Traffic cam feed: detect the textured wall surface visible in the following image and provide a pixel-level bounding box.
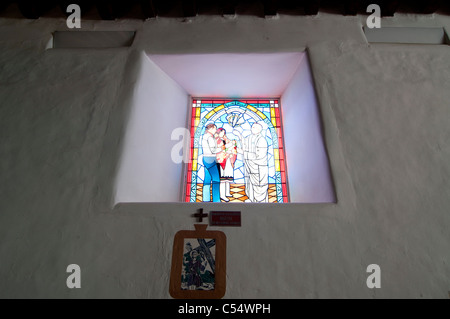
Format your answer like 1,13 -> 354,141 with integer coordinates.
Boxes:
0,13 -> 449,298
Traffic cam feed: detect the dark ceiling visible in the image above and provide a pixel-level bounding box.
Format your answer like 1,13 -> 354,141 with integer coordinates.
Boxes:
0,1 -> 449,20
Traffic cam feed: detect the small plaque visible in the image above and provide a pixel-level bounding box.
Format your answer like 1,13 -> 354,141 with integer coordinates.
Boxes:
210,211 -> 241,227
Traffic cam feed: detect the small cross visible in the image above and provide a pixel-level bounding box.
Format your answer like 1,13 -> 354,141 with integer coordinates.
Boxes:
193,209 -> 208,223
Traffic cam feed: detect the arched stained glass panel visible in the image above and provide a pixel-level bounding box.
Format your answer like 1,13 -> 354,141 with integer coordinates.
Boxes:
185,99 -> 289,203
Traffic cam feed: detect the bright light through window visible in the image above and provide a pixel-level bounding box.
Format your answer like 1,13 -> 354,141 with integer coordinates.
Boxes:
185,99 -> 289,203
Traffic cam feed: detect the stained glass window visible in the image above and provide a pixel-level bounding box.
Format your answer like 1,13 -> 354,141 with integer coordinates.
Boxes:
185,99 -> 289,203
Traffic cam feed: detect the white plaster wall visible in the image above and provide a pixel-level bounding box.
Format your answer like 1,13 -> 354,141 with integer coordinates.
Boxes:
114,53 -> 188,203
0,13 -> 449,298
148,52 -> 303,97
282,53 -> 336,202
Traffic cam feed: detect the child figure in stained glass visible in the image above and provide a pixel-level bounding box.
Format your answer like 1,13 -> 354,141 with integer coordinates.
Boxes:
215,128 -> 237,202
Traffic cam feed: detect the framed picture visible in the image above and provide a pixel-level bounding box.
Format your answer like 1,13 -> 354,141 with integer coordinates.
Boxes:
169,224 -> 226,299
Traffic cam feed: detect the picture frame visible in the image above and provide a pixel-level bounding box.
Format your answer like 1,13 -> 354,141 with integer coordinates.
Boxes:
169,224 -> 226,299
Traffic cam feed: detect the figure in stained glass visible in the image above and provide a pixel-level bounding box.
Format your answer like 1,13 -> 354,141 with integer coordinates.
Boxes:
201,123 -> 221,202
215,128 -> 237,202
234,123 -> 269,202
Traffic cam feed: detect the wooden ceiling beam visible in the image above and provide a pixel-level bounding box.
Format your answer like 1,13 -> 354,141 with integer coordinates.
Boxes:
381,0 -> 399,17
220,0 -> 237,15
182,0 -> 198,17
343,0 -> 359,15
304,0 -> 320,15
263,0 -> 278,16
17,0 -> 55,19
416,0 -> 441,14
4,1 -> 450,20
140,0 -> 157,18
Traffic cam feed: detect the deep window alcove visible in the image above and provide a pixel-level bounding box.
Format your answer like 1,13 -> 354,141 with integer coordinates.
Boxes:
113,51 -> 336,205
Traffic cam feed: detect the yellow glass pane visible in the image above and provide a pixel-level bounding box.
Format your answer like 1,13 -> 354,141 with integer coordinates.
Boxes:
256,110 -> 266,119
275,160 -> 280,172
192,159 -> 197,171
196,107 -> 201,117
205,110 -> 215,119
193,148 -> 198,160
215,104 -> 225,112
247,105 -> 258,113
271,118 -> 277,127
270,108 -> 276,118
273,149 -> 279,161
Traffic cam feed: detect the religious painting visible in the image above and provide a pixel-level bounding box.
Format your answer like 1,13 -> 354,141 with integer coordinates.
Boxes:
185,99 -> 289,203
170,224 -> 226,299
181,238 -> 215,291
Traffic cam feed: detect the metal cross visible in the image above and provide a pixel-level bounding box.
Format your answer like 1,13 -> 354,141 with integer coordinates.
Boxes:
193,209 -> 208,223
